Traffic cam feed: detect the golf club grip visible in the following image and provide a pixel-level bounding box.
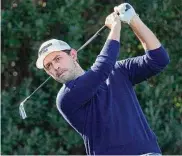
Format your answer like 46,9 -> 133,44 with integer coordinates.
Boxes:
77,25 -> 107,52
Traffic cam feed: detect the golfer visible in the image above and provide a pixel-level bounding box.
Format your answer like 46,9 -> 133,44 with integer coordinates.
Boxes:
36,3 -> 169,155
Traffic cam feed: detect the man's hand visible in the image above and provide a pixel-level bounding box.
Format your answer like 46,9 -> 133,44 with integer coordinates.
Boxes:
114,3 -> 137,25
105,12 -> 121,42
105,12 -> 121,30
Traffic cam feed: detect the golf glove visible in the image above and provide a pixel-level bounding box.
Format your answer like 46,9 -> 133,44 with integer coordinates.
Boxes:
114,3 -> 137,25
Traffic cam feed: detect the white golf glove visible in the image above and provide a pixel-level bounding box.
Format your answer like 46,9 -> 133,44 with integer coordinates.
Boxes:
114,3 -> 137,25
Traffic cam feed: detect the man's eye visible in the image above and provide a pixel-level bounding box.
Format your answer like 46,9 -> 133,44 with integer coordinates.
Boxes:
56,57 -> 61,61
46,64 -> 51,69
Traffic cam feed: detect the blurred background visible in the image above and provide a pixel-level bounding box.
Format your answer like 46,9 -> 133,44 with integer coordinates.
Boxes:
1,0 -> 182,154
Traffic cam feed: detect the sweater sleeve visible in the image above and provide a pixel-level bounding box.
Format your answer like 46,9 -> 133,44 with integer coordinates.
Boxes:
57,39 -> 120,113
117,46 -> 170,85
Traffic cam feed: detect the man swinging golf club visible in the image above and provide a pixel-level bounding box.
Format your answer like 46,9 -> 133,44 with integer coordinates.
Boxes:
36,3 -> 169,155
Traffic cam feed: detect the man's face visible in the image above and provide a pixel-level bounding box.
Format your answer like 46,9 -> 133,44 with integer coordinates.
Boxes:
43,50 -> 77,83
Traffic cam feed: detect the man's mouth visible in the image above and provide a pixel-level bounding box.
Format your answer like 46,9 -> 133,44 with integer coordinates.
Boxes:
56,69 -> 67,77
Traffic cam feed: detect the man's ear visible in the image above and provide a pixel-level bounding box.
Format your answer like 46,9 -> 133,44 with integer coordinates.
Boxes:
70,49 -> 78,61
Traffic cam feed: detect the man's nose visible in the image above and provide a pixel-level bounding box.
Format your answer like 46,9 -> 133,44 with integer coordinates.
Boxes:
52,63 -> 60,71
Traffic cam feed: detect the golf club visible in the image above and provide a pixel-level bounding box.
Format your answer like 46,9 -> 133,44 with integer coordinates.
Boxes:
19,25 -> 107,119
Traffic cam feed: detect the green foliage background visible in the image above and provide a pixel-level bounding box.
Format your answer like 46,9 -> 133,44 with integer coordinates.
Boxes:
1,0 -> 182,154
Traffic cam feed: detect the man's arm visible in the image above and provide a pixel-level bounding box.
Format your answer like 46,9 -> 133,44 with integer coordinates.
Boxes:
130,15 -> 161,51
117,46 -> 170,85
114,3 -> 170,85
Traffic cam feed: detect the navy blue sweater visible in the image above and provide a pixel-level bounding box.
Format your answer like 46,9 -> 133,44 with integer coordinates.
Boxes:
56,40 -> 170,155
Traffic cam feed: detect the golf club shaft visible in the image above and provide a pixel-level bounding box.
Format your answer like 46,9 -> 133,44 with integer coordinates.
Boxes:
77,25 -> 107,52
25,76 -> 51,101
32,25 -> 106,96
19,25 -> 107,113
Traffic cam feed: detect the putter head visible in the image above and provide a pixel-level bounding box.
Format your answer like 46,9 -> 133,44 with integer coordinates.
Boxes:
19,100 -> 27,119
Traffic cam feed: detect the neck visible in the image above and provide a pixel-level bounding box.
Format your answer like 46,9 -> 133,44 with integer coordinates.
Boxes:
74,64 -> 84,79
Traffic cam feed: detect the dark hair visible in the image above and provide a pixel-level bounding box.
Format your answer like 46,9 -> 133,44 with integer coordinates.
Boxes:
62,49 -> 71,55
62,49 -> 79,63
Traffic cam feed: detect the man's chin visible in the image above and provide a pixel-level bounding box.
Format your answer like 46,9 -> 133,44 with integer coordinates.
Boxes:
55,76 -> 72,84
54,71 -> 75,84
55,78 -> 68,84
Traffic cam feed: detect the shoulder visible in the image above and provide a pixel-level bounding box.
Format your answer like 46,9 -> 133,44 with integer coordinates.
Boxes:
56,81 -> 75,111
114,61 -> 130,79
114,60 -> 127,72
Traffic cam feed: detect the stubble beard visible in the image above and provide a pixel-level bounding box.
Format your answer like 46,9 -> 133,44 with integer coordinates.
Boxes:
56,61 -> 77,84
